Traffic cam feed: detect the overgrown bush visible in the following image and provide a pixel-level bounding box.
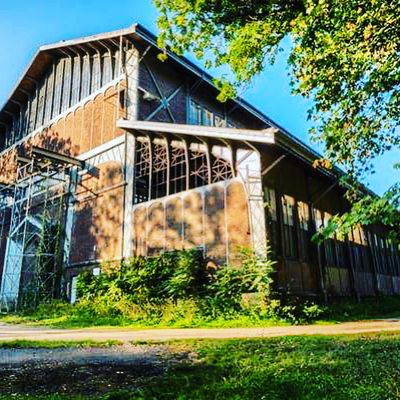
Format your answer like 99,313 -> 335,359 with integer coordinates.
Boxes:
77,249 -> 206,304
204,246 -> 276,315
71,246 -> 323,325
266,293 -> 327,324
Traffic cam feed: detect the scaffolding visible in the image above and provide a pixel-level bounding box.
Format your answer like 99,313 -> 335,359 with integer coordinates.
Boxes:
0,146 -> 83,311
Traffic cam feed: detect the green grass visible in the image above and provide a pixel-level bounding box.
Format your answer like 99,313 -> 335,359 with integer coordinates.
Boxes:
0,311 -> 126,328
2,295 -> 400,329
142,333 -> 400,400
0,339 -> 122,348
0,396 -> 86,400
323,295 -> 400,322
0,302 -> 290,329
0,310 -> 289,329
2,332 -> 400,399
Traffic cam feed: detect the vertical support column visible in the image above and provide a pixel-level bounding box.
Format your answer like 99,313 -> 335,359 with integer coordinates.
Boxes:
87,53 -> 93,99
147,136 -> 154,201
65,55 -> 73,110
122,44 -> 139,259
62,168 -> 79,267
365,229 -> 379,296
205,142 -> 212,185
32,84 -> 39,131
45,62 -> 56,124
40,75 -> 49,127
125,46 -> 139,120
163,136 -> 171,196
306,175 -> 326,300
310,206 -> 328,302
223,140 -> 236,178
346,230 -> 360,300
236,148 -> 267,257
182,138 -> 190,191
77,54 -> 83,103
122,133 -> 136,259
24,96 -> 32,137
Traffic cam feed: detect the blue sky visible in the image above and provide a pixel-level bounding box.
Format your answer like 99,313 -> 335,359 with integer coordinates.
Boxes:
0,0 -> 397,195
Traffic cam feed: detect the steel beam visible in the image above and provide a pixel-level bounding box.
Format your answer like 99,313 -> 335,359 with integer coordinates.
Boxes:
118,120 -> 276,145
31,146 -> 85,168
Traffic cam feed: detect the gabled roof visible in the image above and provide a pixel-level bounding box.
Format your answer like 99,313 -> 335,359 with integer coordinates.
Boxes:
0,25 -> 138,128
0,23 -> 347,183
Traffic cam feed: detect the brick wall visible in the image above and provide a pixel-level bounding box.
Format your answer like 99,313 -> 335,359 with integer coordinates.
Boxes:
0,149 -> 17,184
69,159 -> 125,265
0,81 -> 126,180
132,179 -> 251,265
34,84 -> 125,156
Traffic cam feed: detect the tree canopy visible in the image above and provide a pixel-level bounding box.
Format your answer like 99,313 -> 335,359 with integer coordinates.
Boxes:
154,0 -> 400,240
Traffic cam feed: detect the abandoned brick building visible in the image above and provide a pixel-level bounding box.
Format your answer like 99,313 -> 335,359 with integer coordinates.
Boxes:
0,24 -> 399,309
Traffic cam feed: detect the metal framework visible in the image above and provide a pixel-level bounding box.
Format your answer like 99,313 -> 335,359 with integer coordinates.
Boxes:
132,133 -> 239,205
189,149 -> 209,188
0,147 -> 82,311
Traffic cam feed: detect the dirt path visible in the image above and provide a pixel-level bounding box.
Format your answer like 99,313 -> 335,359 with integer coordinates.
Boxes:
1,319 -> 400,342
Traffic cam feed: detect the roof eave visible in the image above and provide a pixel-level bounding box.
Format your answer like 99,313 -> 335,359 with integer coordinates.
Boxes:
117,119 -> 276,145
39,24 -> 138,53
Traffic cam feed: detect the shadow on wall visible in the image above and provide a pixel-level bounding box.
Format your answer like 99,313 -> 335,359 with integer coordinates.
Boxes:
0,150 -> 18,185
69,160 -> 124,265
0,128 -> 74,185
0,105 -> 83,186
33,127 -> 73,156
0,83 -> 126,286
133,180 -> 252,265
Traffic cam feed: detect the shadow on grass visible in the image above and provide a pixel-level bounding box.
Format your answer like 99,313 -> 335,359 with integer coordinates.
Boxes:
137,334 -> 400,400
2,334 -> 399,399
